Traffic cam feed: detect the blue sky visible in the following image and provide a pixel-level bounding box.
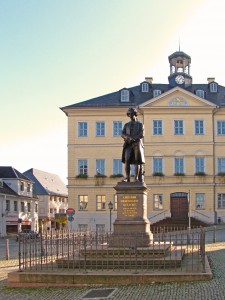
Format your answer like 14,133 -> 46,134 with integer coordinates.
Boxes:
1,0 -> 225,183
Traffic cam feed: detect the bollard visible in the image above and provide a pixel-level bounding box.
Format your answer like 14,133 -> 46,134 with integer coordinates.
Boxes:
6,239 -> 9,260
213,225 -> 216,243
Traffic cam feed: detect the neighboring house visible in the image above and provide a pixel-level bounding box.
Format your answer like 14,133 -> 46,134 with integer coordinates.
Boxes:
23,168 -> 68,231
61,49 -> 225,231
0,166 -> 38,236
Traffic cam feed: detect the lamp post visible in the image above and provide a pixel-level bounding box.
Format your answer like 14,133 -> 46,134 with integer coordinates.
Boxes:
108,201 -> 113,234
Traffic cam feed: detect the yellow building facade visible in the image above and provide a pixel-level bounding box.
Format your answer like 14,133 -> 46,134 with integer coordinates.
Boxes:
61,50 -> 225,231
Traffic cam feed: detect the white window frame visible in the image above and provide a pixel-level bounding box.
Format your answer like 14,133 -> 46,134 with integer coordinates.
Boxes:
153,120 -> 163,135
78,121 -> 88,137
195,120 -> 204,135
217,120 -> 225,135
96,159 -> 105,175
174,157 -> 185,174
196,89 -> 205,98
96,195 -> 106,210
121,90 -> 129,102
196,193 -> 205,210
153,194 -> 163,210
153,157 -> 163,174
210,82 -> 217,93
174,120 -> 184,135
153,89 -> 162,97
195,157 -> 205,174
78,195 -> 88,210
113,121 -> 123,136
78,159 -> 88,175
96,121 -> 105,137
113,159 -> 123,175
141,82 -> 149,92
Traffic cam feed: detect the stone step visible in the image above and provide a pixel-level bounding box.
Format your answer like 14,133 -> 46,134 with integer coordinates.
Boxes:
56,249 -> 185,269
80,244 -> 173,258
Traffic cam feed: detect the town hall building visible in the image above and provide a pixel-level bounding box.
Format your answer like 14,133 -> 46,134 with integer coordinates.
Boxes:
61,50 -> 225,232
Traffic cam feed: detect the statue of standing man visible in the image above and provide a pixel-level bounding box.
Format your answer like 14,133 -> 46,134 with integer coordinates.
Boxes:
121,107 -> 145,182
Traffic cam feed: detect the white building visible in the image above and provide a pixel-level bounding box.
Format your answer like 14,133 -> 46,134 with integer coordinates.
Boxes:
0,166 -> 38,236
23,168 -> 68,231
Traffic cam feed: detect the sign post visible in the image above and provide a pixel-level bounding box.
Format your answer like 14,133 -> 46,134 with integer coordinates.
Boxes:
66,208 -> 75,230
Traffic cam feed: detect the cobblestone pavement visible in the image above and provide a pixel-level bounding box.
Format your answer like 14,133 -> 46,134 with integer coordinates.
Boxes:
0,239 -> 225,299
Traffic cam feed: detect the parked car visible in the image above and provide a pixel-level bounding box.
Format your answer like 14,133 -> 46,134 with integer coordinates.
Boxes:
16,229 -> 39,241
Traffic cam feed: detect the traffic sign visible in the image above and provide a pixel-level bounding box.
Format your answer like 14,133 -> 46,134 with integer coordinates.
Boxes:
66,208 -> 75,216
68,216 -> 74,222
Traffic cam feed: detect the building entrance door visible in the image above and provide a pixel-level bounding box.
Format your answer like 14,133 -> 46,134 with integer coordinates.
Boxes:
170,192 -> 188,219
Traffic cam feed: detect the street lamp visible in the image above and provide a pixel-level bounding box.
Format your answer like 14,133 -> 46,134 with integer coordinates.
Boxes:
108,201 -> 113,234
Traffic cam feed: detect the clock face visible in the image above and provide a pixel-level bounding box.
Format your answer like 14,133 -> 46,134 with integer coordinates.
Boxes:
175,75 -> 185,84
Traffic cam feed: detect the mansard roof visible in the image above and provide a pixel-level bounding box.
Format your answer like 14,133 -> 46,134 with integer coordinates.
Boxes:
61,82 -> 225,110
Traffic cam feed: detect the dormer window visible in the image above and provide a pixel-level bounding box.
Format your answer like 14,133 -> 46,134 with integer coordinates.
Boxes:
209,82 -> 218,93
153,89 -> 162,97
141,82 -> 149,92
120,89 -> 129,102
196,89 -> 205,99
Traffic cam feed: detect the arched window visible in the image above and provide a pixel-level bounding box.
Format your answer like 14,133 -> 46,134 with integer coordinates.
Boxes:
209,82 -> 217,93
120,89 -> 129,102
141,82 -> 149,92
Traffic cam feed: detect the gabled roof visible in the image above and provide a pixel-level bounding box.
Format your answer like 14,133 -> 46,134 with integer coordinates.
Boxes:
23,168 -> 67,197
0,166 -> 30,181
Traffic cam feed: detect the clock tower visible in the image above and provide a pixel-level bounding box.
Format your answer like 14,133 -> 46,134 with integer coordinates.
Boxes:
168,51 -> 192,88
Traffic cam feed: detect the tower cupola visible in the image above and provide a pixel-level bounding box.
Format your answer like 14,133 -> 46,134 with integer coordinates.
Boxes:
168,51 -> 192,88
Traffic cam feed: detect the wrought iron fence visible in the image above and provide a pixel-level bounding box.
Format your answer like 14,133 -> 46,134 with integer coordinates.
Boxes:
18,229 -> 206,274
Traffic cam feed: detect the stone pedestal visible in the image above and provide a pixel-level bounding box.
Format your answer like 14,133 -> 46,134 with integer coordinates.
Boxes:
111,181 -> 153,247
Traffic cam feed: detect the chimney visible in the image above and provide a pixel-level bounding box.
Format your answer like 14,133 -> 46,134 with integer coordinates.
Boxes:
207,77 -> 215,83
145,77 -> 153,84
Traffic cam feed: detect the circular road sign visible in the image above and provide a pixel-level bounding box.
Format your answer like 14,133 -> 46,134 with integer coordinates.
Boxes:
66,208 -> 75,216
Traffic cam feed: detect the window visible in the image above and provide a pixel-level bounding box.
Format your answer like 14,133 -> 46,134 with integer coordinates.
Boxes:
153,194 -> 163,210
114,194 -> 117,211
218,158 -> 225,174
174,157 -> 184,174
78,224 -> 88,232
78,195 -> 88,210
153,90 -> 161,97
113,121 -> 122,136
96,121 -> 105,136
6,200 -> 10,211
78,122 -> 88,137
14,201 -> 18,212
96,224 -> 105,234
20,181 -> 24,191
141,82 -> 149,92
121,89 -> 129,102
153,120 -> 163,135
50,208 -> 53,214
96,159 -> 105,175
21,202 -> 25,212
96,195 -> 106,210
174,120 -> 184,135
196,194 -> 205,209
113,159 -> 123,175
195,157 -> 205,173
218,194 -> 225,209
153,158 -> 163,174
35,203 -> 38,213
78,159 -> 88,175
196,89 -> 205,98
210,82 -> 217,93
27,183 -> 31,192
195,120 -> 204,135
27,202 -> 31,212
217,121 -> 225,135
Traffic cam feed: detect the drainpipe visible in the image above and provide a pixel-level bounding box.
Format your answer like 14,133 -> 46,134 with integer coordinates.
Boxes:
213,107 -> 219,224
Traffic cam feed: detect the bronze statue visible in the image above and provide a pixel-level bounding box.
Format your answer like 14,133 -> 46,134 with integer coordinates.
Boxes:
121,107 -> 145,182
